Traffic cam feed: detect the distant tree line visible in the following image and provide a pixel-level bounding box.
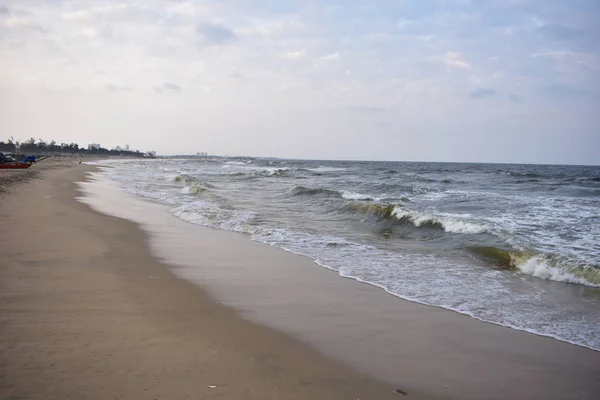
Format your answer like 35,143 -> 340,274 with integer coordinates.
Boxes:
0,137 -> 150,157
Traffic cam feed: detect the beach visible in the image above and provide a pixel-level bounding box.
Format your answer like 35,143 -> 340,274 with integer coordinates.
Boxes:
1,160 -> 599,400
0,161 -> 411,400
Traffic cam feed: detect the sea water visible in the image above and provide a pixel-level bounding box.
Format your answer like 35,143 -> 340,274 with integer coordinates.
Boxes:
87,158 -> 600,351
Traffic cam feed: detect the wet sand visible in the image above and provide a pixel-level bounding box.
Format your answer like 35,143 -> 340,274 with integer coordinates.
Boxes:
0,163 -> 416,399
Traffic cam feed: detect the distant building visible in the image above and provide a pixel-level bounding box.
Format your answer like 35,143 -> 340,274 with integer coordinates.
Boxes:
88,143 -> 101,150
113,145 -> 132,152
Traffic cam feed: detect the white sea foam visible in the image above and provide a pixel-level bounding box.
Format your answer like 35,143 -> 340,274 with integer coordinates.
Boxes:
307,166 -> 347,172
181,185 -> 205,195
222,165 -> 289,175
419,191 -> 449,201
172,201 -> 257,232
512,255 -> 599,287
268,168 -> 288,176
340,190 -> 380,201
391,207 -> 489,234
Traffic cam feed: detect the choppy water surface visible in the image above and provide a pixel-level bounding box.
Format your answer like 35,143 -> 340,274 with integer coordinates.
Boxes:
96,158 -> 600,350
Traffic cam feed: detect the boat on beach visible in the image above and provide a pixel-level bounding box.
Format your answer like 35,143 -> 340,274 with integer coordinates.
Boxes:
1,153 -> 49,169
0,162 -> 33,170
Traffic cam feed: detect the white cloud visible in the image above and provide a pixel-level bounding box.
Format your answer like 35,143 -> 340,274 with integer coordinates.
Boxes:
442,52 -> 471,69
397,18 -> 416,28
532,51 -> 598,70
4,17 -> 31,28
105,83 -> 133,93
416,35 -> 434,41
320,52 -> 339,61
365,32 -> 396,42
81,28 -> 97,37
166,1 -> 197,17
281,48 -> 306,59
61,4 -> 128,21
447,59 -> 471,68
248,19 -> 302,36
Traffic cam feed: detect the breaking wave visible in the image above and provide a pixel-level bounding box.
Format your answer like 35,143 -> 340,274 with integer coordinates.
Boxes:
498,170 -> 544,178
263,168 -> 289,176
222,165 -> 289,176
344,202 -> 488,234
173,201 -> 257,232
469,246 -> 600,287
169,174 -> 217,198
306,166 -> 347,173
181,184 -> 206,195
168,174 -> 214,186
392,208 -> 489,234
291,185 -> 380,201
340,190 -> 379,201
225,161 -> 250,165
344,202 -> 397,219
291,185 -> 340,197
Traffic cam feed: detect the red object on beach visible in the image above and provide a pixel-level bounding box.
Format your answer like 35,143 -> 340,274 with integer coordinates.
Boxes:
0,163 -> 33,169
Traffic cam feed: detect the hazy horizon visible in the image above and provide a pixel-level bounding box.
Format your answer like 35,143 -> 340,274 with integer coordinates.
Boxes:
171,155 -> 600,167
1,0 -> 598,165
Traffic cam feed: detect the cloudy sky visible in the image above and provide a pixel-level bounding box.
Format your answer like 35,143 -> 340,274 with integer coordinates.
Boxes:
1,0 -> 598,164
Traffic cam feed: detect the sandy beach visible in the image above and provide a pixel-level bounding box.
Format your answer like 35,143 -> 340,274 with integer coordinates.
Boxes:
2,159 -> 600,400
0,161 -> 412,400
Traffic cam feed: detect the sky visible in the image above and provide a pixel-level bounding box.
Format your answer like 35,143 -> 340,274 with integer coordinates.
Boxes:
1,0 -> 599,164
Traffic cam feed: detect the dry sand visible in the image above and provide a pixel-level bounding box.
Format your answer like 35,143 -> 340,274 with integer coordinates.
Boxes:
0,161 -> 419,399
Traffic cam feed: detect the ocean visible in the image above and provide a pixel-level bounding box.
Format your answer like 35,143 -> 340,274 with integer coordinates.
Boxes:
89,158 -> 600,351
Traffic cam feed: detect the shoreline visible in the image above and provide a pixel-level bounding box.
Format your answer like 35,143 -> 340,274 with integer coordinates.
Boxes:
90,158 -> 600,353
79,164 -> 600,399
2,161 -> 600,399
0,163 -> 415,399
85,160 -> 600,353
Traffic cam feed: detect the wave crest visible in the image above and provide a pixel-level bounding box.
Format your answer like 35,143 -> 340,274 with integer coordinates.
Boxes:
291,185 -> 340,197
344,202 -> 487,234
344,203 -> 397,219
512,254 -> 600,287
181,183 -> 207,195
392,208 -> 488,234
169,174 -> 216,197
340,190 -> 378,201
469,246 -> 600,287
